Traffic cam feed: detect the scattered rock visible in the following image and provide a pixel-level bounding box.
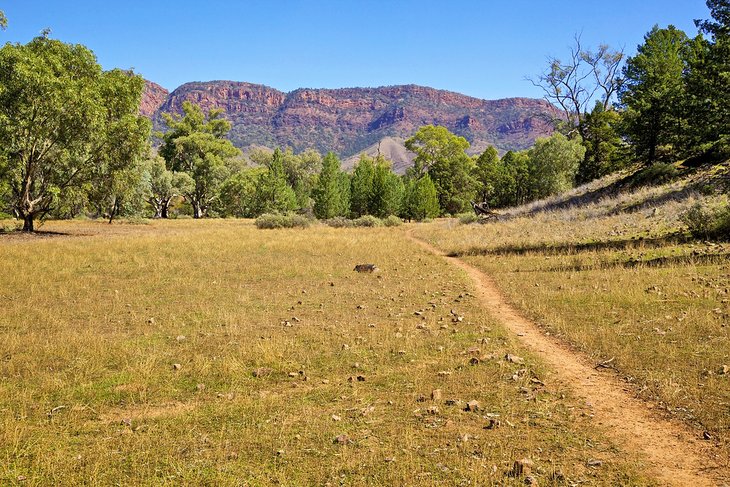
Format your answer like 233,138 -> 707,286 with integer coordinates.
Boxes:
586,459 -> 603,467
524,475 -> 538,485
510,458 -> 533,477
196,383 -> 206,391
426,406 -> 440,415
252,367 -> 273,378
332,414 -> 342,422
469,357 -> 480,365
276,450 -> 285,456
176,335 -> 186,342
172,363 -> 182,371
431,389 -> 442,401
703,431 -> 713,440
147,318 -> 155,325
484,418 -> 500,430
505,354 -> 525,365
719,365 -> 729,375
384,457 -> 396,463
464,400 -> 480,412
354,264 -> 378,273
334,434 -> 352,445
288,372 -> 298,378
437,370 -> 452,377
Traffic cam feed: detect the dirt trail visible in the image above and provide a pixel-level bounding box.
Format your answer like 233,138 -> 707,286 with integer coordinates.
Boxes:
409,233 -> 727,487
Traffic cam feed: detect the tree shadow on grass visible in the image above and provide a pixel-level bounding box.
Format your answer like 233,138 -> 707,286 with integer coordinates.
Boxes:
0,229 -> 74,240
449,234 -> 688,258
544,252 -> 730,273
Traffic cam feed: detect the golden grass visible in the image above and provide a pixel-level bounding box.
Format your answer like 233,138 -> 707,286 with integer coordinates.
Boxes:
0,219 -> 652,485
414,177 -> 730,460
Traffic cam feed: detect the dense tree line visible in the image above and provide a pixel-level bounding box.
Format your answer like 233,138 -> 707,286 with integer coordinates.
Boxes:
1,2 -> 728,230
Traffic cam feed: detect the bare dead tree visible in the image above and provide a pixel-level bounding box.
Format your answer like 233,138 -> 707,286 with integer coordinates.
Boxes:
528,35 -> 624,138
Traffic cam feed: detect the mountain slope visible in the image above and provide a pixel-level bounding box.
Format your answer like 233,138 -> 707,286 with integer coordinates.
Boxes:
147,80 -> 559,169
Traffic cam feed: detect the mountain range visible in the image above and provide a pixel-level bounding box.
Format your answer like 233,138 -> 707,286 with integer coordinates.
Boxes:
141,80 -> 559,172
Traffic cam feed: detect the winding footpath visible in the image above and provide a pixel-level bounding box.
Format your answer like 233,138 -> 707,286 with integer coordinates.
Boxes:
409,232 -> 728,487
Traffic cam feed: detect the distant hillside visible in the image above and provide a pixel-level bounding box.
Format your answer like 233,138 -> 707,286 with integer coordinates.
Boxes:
145,80 -> 560,171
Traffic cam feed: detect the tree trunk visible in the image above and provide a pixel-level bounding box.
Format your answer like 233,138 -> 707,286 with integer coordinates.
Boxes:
193,202 -> 203,219
108,198 -> 119,224
22,214 -> 34,232
161,197 -> 172,219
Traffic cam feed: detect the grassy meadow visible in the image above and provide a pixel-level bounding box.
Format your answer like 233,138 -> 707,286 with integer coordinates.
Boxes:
0,219 -> 654,485
414,169 -> 730,462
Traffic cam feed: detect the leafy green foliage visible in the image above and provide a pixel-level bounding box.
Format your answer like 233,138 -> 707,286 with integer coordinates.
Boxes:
144,156 -> 193,218
349,154 -> 403,218
402,175 -> 440,221
312,152 -> 350,219
0,36 -> 150,231
499,151 -> 531,206
681,201 -> 730,240
217,167 -> 264,218
405,126 -> 476,214
528,133 -> 586,199
255,212 -> 312,229
619,26 -> 693,163
160,101 -> 240,218
579,102 -> 628,183
687,1 -> 730,154
255,148 -> 298,214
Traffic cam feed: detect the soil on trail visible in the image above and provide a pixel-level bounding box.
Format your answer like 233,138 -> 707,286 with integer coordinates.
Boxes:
409,233 -> 728,487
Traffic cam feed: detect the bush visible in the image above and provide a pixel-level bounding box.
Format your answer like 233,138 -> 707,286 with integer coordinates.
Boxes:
352,215 -> 383,227
382,215 -> 402,227
458,212 -> 478,225
681,203 -> 730,240
630,162 -> 679,188
324,216 -> 354,228
255,213 -> 312,229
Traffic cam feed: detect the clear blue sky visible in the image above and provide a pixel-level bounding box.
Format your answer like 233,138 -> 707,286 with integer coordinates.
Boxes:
1,1 -> 711,100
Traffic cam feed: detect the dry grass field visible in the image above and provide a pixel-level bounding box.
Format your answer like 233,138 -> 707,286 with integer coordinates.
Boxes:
0,219 -> 654,485
413,168 -> 730,461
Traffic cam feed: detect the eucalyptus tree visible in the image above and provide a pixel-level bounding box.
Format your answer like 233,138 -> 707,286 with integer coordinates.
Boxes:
530,36 -> 624,139
405,125 -> 476,215
0,35 -> 150,231
160,101 -> 240,218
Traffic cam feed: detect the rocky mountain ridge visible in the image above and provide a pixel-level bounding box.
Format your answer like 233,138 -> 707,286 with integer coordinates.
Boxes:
143,80 -> 559,170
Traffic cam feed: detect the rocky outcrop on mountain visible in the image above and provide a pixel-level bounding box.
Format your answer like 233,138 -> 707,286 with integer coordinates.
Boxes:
140,81 -> 169,118
145,80 -> 559,169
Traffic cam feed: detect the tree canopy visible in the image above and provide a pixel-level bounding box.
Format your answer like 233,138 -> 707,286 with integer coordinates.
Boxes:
160,101 -> 240,218
0,36 -> 150,230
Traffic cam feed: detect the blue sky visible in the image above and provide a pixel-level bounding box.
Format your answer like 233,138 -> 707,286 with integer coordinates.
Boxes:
1,1 -> 711,100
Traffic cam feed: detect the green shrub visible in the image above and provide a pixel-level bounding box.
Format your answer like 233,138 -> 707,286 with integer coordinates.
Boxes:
458,213 -> 478,225
352,215 -> 383,227
681,203 -> 730,240
630,162 -> 679,188
255,213 -> 312,229
382,215 -> 402,227
324,217 -> 354,228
